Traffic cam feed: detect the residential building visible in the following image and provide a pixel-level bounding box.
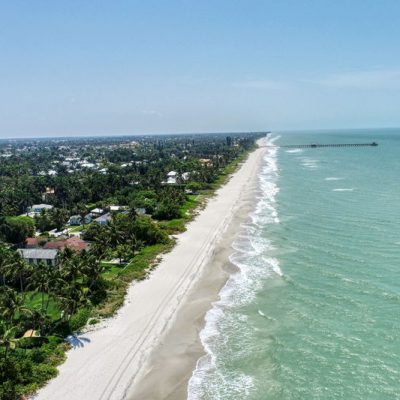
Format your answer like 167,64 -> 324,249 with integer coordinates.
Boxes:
43,237 -> 88,252
18,249 -> 58,266
91,208 -> 104,217
25,237 -> 39,248
68,214 -> 92,226
29,204 -> 54,214
95,213 -> 112,225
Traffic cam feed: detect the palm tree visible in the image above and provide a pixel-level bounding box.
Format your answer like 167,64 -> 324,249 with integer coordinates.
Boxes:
81,252 -> 106,290
0,287 -> 31,327
0,323 -> 18,359
6,255 -> 31,296
76,202 -> 87,229
0,254 -> 8,287
28,309 -> 48,337
128,207 -> 137,221
107,219 -> 125,247
26,262 -> 53,312
59,283 -> 87,322
60,252 -> 83,284
130,235 -> 143,258
0,244 -> 13,286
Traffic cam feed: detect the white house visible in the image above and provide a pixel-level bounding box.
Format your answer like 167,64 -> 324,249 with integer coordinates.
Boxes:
91,208 -> 104,217
95,213 -> 112,225
29,204 -> 54,214
165,171 -> 178,185
68,214 -> 92,226
18,249 -> 58,266
110,205 -> 124,212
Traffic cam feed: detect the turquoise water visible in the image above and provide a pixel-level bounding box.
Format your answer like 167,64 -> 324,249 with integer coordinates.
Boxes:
188,129 -> 400,399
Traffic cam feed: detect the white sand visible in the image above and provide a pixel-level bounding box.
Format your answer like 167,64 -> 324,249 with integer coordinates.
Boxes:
34,140 -> 266,400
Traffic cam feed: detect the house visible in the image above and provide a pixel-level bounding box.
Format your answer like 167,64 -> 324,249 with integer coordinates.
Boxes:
18,249 -> 58,266
166,176 -> 177,184
68,215 -> 82,226
25,237 -> 39,248
80,161 -> 96,169
83,214 -> 92,224
48,229 -> 68,238
182,172 -> 190,181
199,158 -> 213,166
91,208 -> 104,217
43,237 -> 88,252
109,205 -> 128,212
163,171 -> 177,185
68,214 -> 92,226
29,204 -> 54,214
42,187 -> 55,202
95,213 -> 112,225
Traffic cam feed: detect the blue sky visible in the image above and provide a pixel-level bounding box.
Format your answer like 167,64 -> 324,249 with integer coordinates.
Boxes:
1,0 -> 400,137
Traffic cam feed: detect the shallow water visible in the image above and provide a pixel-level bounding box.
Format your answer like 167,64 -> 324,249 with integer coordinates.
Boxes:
188,129 -> 400,399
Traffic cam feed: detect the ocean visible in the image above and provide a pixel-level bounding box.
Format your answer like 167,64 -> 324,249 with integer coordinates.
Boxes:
188,129 -> 400,399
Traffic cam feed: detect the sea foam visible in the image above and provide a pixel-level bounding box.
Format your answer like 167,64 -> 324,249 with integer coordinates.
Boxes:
187,135 -> 281,399
325,177 -> 343,181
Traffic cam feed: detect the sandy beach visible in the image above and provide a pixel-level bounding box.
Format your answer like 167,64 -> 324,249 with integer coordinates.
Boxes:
34,140 -> 266,400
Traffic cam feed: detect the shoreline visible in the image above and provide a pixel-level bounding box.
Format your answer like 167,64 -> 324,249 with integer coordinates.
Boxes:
128,143 -> 265,399
34,140 -> 266,400
128,173 -> 260,400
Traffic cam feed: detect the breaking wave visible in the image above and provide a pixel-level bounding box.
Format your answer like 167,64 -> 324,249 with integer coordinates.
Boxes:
187,135 -> 281,399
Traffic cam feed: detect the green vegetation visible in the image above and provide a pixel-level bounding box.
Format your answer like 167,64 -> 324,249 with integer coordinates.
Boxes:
0,217 -> 35,245
68,225 -> 84,233
158,194 -> 202,234
0,133 -> 263,399
0,214 -> 170,398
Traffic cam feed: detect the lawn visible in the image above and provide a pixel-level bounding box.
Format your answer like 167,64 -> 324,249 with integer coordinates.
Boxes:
97,243 -> 173,317
24,291 -> 61,321
68,225 -> 85,233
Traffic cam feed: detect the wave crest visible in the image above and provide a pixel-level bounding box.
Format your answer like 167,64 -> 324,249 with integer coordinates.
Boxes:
187,135 -> 281,399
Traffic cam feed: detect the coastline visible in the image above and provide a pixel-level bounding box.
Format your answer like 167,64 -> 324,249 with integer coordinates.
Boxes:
34,140 -> 266,400
128,173 -> 260,400
128,142 -> 265,400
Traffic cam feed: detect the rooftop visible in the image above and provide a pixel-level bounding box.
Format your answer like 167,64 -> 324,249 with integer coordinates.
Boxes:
18,248 -> 58,260
31,204 -> 53,210
43,237 -> 88,251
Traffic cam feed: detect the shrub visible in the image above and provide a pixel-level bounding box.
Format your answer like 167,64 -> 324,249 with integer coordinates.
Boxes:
31,363 -> 58,384
132,216 -> 169,245
0,216 -> 35,244
69,308 -> 91,332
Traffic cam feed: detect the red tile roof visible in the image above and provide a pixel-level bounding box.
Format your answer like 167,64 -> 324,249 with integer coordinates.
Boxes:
43,237 -> 88,252
25,237 -> 38,247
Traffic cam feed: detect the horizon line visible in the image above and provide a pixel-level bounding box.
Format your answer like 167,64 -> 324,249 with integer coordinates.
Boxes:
0,126 -> 399,140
